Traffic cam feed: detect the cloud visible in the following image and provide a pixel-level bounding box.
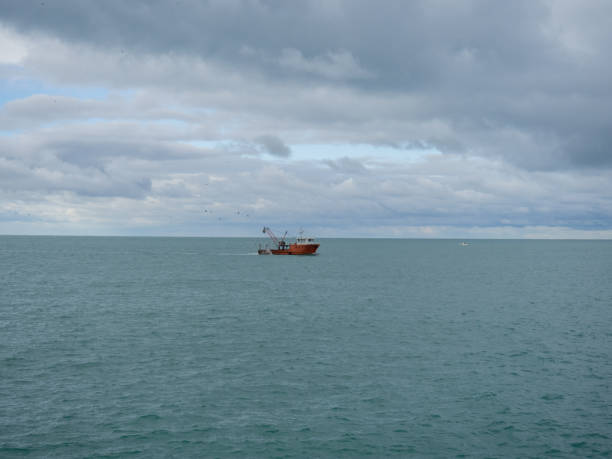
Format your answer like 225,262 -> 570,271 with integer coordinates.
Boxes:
324,157 -> 367,174
2,119 -> 611,234
278,48 -> 372,80
0,1 -> 611,236
2,0 -> 611,170
254,135 -> 291,157
0,24 -> 28,64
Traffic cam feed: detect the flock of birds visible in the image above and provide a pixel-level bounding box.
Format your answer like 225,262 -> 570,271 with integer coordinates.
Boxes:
202,209 -> 250,221
199,181 -> 254,221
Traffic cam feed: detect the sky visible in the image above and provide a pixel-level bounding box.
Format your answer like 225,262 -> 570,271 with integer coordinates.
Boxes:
1,0 -> 611,238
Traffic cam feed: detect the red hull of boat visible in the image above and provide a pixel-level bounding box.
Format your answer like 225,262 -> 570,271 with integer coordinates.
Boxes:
259,243 -> 319,255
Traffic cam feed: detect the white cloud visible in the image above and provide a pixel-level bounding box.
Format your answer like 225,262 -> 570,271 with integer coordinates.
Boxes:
0,25 -> 28,65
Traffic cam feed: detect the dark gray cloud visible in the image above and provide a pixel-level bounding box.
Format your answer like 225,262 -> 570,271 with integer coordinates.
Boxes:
254,135 -> 291,157
324,157 -> 367,175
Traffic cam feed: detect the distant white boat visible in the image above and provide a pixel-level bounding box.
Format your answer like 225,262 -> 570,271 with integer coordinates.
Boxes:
460,242 -> 470,246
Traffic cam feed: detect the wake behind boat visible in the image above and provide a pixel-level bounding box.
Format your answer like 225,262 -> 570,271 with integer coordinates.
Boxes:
258,227 -> 320,255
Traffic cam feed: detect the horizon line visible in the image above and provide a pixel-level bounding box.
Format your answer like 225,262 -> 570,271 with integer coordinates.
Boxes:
1,234 -> 610,241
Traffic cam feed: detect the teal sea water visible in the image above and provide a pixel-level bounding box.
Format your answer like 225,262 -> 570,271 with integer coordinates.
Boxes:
1,236 -> 611,457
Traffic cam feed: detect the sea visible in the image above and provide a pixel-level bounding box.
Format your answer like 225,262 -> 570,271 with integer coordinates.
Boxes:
1,236 -> 611,458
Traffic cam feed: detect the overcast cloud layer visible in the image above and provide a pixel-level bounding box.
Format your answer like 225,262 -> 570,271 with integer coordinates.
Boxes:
1,0 -> 611,237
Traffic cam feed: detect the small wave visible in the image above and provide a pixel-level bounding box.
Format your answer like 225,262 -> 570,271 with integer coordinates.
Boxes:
0,447 -> 33,455
541,393 -> 564,401
108,450 -> 143,456
138,414 -> 161,421
509,350 -> 529,358
71,361 -> 101,369
580,432 -> 609,440
571,441 -> 587,448
2,356 -> 26,365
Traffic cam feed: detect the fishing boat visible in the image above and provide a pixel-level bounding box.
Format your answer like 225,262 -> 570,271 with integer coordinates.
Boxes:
258,227 -> 319,255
